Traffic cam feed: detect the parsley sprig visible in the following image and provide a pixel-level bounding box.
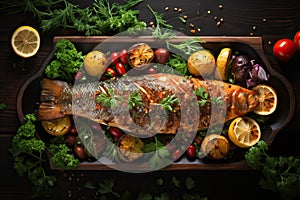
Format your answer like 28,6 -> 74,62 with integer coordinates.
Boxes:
95,88 -> 120,110
10,114 -> 56,198
245,141 -> 300,200
128,90 -> 143,109
144,136 -> 170,169
194,87 -> 223,106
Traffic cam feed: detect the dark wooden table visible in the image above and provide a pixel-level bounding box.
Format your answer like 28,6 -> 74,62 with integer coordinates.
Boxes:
1,0 -> 300,199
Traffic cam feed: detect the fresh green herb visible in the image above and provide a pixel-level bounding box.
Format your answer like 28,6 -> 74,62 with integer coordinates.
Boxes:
167,54 -> 189,76
194,87 -> 209,106
95,88 -> 121,110
144,136 -> 170,169
10,114 -> 56,198
166,38 -> 204,56
98,178 -> 120,198
185,176 -> 196,190
159,94 -> 179,111
147,4 -> 176,39
45,39 -> 84,82
102,143 -> 119,163
128,90 -> 143,109
1,0 -> 146,35
211,96 -> 223,106
179,15 -> 187,23
194,87 -> 223,106
48,143 -> 80,168
171,176 -> 181,188
245,140 -> 300,200
0,103 -> 6,110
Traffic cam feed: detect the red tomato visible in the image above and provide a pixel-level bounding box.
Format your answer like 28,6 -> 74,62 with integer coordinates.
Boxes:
74,71 -> 83,81
105,67 -> 117,77
148,67 -> 157,74
294,31 -> 300,51
119,49 -> 128,64
109,127 -> 123,142
109,52 -> 119,66
115,62 -> 126,75
69,126 -> 78,135
186,145 -> 196,160
273,38 -> 296,62
171,149 -> 183,161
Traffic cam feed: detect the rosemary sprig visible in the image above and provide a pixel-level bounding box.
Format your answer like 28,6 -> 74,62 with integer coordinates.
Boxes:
159,94 -> 179,111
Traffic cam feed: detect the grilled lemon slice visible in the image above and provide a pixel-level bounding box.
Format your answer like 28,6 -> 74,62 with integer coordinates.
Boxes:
128,43 -> 154,69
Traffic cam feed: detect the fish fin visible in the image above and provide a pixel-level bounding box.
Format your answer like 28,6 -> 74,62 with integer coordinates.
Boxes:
37,79 -> 72,121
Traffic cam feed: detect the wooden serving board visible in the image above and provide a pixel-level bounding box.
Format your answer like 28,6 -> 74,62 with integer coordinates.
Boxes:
17,36 -> 295,171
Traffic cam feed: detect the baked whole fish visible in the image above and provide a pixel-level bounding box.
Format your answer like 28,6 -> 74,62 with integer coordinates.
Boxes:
37,73 -> 259,135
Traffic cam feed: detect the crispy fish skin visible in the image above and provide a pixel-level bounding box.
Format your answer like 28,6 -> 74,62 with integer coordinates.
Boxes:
37,73 -> 259,134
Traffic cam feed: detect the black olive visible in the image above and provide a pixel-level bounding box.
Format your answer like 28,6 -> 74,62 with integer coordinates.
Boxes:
231,55 -> 251,72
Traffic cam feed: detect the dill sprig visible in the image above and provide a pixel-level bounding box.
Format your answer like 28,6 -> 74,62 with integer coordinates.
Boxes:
166,38 -> 204,56
147,4 -> 176,39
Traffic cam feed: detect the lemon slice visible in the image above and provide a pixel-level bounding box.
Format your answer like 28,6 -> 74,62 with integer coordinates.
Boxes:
128,43 -> 154,68
11,26 -> 40,58
41,116 -> 71,136
214,47 -> 232,80
117,134 -> 144,162
252,84 -> 277,115
200,134 -> 230,159
228,116 -> 261,148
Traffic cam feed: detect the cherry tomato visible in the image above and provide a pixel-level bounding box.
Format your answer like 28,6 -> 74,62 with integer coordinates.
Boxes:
273,38 -> 296,62
109,127 -> 123,142
148,67 -> 157,74
110,52 -> 119,66
186,145 -> 196,160
74,144 -> 87,160
74,71 -> 83,81
294,31 -> 300,51
69,125 -> 78,135
119,49 -> 128,64
115,62 -> 127,75
105,67 -> 117,77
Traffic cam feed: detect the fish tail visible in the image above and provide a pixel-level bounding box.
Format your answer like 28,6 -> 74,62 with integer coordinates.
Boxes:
37,78 -> 72,121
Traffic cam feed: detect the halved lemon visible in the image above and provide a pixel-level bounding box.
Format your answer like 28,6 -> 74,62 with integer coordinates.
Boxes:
252,84 -> 277,115
228,116 -> 261,148
214,47 -> 232,81
200,134 -> 230,159
11,26 -> 40,58
41,116 -> 71,136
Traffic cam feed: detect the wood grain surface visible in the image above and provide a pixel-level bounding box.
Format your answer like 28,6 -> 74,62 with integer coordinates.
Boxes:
1,0 -> 300,199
